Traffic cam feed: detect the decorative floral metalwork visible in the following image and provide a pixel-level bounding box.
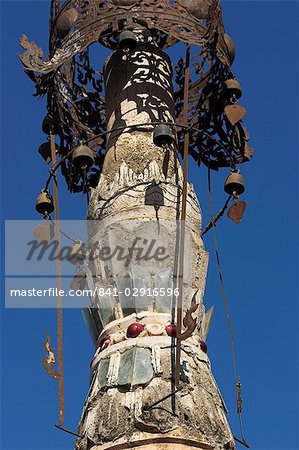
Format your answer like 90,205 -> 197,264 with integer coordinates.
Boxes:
19,0 -> 252,192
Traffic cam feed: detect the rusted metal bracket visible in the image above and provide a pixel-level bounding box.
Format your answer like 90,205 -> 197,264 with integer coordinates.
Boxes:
143,387 -> 183,412
233,435 -> 250,448
42,332 -> 59,379
55,424 -> 82,438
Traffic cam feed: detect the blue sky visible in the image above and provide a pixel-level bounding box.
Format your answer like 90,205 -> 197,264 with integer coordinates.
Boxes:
1,1 -> 298,449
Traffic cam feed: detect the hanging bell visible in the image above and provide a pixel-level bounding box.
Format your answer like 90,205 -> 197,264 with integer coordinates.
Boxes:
76,99 -> 96,126
224,171 -> 245,196
42,115 -> 60,135
35,189 -> 54,215
68,242 -> 86,265
224,34 -> 235,65
118,30 -> 138,50
72,145 -> 94,170
224,79 -> 242,100
153,124 -> 174,147
38,142 -> 59,164
56,8 -> 78,39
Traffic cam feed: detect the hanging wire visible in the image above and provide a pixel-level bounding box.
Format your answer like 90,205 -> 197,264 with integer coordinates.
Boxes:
207,166 -> 249,448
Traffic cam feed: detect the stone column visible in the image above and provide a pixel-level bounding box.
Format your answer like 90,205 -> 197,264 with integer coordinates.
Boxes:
76,32 -> 235,450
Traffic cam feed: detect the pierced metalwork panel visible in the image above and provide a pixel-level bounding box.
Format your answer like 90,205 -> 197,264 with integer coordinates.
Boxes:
19,0 -> 229,74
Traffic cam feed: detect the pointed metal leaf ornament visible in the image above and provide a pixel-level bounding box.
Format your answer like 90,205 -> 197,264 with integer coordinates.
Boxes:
180,291 -> 199,340
224,104 -> 247,126
244,142 -> 254,159
33,221 -> 54,243
227,201 -> 247,224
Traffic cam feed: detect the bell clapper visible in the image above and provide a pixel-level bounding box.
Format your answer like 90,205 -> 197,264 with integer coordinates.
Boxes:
229,93 -> 238,105
163,141 -> 170,155
233,191 -> 239,201
161,140 -> 172,179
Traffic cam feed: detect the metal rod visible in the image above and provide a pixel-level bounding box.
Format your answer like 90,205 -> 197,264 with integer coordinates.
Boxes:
143,387 -> 183,411
201,194 -> 232,236
233,435 -> 250,448
175,44 -> 190,388
55,424 -> 81,438
50,130 -> 65,426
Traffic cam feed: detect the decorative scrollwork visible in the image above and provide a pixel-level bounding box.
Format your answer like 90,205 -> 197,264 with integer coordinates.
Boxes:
175,51 -> 253,169
19,0 -> 230,74
19,0 -> 252,192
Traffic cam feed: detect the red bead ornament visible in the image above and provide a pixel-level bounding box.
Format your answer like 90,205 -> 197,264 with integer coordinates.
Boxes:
200,340 -> 208,353
127,322 -> 144,338
103,339 -> 110,349
97,334 -> 110,349
166,324 -> 177,337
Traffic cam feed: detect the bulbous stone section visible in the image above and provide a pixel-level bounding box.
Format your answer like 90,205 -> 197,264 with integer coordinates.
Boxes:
76,339 -> 234,449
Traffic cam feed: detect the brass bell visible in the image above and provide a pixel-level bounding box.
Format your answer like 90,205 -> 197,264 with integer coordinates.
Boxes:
35,189 -> 54,215
118,30 -> 138,50
68,242 -> 86,265
42,115 -> 60,135
56,8 -> 78,39
153,124 -> 174,147
224,171 -> 245,196
72,145 -> 94,170
224,79 -> 242,100
224,33 -> 235,65
38,142 -> 59,164
76,99 -> 96,126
